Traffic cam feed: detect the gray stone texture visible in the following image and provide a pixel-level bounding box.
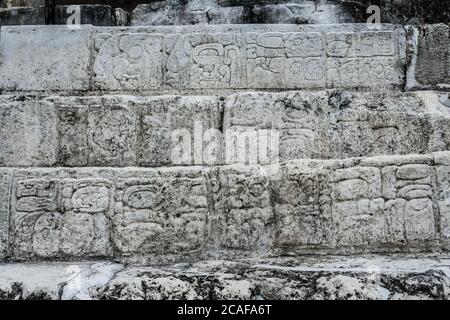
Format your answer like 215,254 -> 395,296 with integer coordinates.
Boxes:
0,169 -> 11,259
0,5 -> 121,26
0,151 -> 450,263
2,91 -> 450,167
0,24 -> 407,92
131,0 -> 356,26
2,256 -> 450,300
407,24 -> 450,91
0,26 -> 92,91
130,0 -> 450,26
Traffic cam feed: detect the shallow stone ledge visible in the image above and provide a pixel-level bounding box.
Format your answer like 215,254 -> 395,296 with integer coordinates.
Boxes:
0,5 -> 120,27
0,24 -> 407,92
1,152 -> 450,263
2,255 -> 450,300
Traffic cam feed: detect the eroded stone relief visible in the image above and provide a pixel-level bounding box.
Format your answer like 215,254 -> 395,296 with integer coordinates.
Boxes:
1,152 -> 449,262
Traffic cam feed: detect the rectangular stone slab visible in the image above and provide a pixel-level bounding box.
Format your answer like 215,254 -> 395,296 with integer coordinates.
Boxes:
406,24 -> 450,91
1,152 -> 450,263
0,24 -> 407,92
0,169 -> 11,259
92,24 -> 406,92
223,91 -> 450,164
0,25 -> 92,91
0,95 -> 223,167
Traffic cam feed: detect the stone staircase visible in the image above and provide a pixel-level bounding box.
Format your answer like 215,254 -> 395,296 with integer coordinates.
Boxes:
1,0 -> 450,300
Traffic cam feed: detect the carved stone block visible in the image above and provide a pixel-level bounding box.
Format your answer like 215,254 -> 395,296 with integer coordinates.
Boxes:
0,169 -> 11,259
206,165 -> 274,252
112,168 -> 209,263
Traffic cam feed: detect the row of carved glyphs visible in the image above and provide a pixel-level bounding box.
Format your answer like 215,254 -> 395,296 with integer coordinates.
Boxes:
93,31 -> 397,90
10,161 -> 438,259
11,175 -> 208,259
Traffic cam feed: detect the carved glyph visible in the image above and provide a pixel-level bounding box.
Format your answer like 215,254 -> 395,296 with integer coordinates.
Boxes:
90,26 -> 404,91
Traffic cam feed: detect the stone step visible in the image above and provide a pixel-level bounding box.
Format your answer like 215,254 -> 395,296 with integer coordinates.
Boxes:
1,255 -> 450,299
0,24 -> 447,93
1,151 -> 450,263
1,91 -> 450,167
0,24 -> 402,92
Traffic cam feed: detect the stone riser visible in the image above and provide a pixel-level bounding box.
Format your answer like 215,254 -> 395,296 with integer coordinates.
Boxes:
1,151 -> 450,263
0,24 -> 409,92
2,256 -> 450,300
1,91 -> 450,167
0,24 -> 447,93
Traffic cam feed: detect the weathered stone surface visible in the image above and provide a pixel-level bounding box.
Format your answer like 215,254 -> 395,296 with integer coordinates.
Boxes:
0,26 -> 92,91
0,24 -> 407,92
6,167 -> 209,263
2,256 -> 450,300
274,156 -> 438,253
10,169 -> 114,260
131,0 -> 356,26
112,167 -> 209,264
225,91 -> 450,163
130,0 -> 450,26
406,24 -> 450,91
4,92 -> 450,167
1,152 -> 450,262
0,261 -> 123,300
0,97 -> 57,166
92,24 -> 406,92
0,95 -> 223,167
0,5 -> 119,26
0,169 -> 11,259
206,165 -> 275,254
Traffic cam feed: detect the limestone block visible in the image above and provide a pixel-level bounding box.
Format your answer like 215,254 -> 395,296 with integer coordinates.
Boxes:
0,26 -> 92,91
112,167 -> 209,264
206,165 -> 274,253
0,5 -> 117,26
3,92 -> 450,168
0,169 -> 11,259
52,95 -> 223,167
10,169 -> 114,260
434,151 -> 450,242
92,24 -> 406,92
6,166 -> 210,263
0,97 -> 57,166
274,155 -> 438,252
